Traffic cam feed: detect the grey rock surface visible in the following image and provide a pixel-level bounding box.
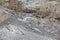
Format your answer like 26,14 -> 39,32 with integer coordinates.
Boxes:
0,6 -> 60,40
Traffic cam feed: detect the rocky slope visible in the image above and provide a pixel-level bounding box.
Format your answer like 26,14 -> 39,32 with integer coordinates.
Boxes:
0,0 -> 60,40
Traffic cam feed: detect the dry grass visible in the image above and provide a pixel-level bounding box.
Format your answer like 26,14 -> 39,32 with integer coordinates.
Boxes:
34,1 -> 57,18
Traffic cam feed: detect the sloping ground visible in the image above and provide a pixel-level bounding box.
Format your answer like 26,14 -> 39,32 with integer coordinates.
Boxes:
0,6 -> 60,40
0,0 -> 60,40
0,16 -> 57,40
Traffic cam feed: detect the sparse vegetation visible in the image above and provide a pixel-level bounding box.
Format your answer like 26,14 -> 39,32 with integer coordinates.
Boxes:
0,0 -> 60,40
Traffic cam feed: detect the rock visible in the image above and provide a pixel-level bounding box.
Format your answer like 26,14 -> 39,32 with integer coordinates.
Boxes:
0,9 -> 11,23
